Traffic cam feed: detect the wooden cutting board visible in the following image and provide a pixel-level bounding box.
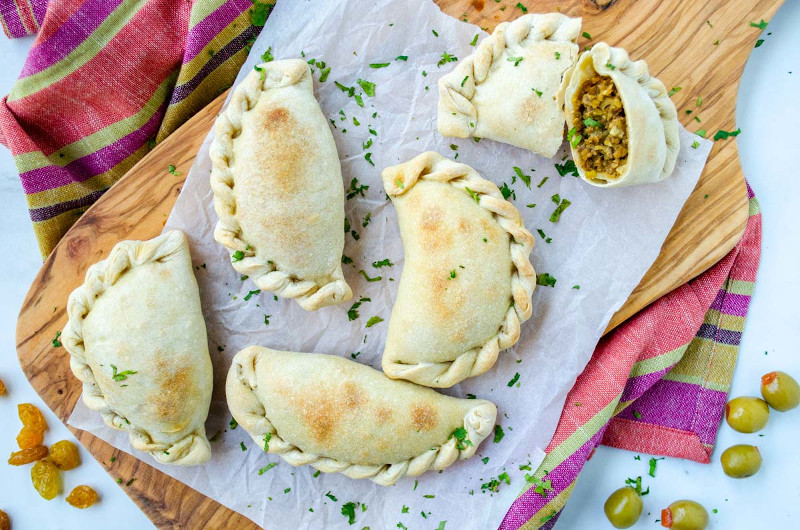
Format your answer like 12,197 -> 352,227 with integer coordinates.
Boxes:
15,0 -> 781,527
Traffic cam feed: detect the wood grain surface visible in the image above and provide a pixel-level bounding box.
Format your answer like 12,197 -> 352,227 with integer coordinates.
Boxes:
15,0 -> 782,527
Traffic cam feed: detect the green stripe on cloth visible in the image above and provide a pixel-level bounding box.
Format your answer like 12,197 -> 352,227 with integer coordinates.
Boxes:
628,344 -> 688,379
749,195 -> 761,215
8,1 -> 143,102
522,480 -> 577,530
661,371 -> 730,392
725,279 -> 755,297
14,74 -> 174,178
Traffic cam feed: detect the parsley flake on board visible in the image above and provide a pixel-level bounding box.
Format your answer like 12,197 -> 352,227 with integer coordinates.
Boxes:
668,86 -> 682,97
258,463 -> 277,475
52,330 -> 62,347
513,167 -> 532,188
537,273 -> 556,287
582,31 -> 592,39
696,129 -> 708,138
109,364 -> 137,382
168,165 -> 180,176
750,19 -> 768,30
437,52 -> 458,67
516,2 -> 528,13
365,316 -> 384,327
493,424 -> 505,443
714,128 -> 741,140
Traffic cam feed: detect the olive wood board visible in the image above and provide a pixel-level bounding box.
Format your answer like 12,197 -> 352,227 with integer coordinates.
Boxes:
15,0 -> 781,527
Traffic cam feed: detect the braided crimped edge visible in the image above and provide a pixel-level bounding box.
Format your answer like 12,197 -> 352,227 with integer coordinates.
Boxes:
61,230 -> 211,466
381,152 -> 536,388
228,346 -> 498,486
566,42 -> 680,182
438,13 -> 581,139
209,59 -> 352,311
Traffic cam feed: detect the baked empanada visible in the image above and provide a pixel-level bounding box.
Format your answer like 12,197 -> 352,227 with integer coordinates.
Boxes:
62,230 -> 213,466
561,42 -> 680,187
381,152 -> 536,388
226,346 -> 497,486
210,58 -> 352,310
438,13 -> 581,157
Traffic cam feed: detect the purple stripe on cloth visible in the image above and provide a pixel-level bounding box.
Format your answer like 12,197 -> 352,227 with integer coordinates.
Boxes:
616,379 -> 728,445
19,103 -> 164,194
182,0 -> 251,63
500,428 -> 607,530
169,24 -> 257,105
696,323 -> 742,345
31,0 -> 46,26
1,1 -> 27,38
30,187 -> 105,222
20,0 -> 123,78
708,290 -> 750,317
619,367 -> 673,404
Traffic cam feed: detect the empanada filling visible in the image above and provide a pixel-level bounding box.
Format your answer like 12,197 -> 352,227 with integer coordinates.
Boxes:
570,75 -> 628,180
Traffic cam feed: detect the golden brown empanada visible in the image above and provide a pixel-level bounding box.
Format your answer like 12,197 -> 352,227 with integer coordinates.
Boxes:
381,152 -> 536,388
226,346 -> 497,486
561,42 -> 680,187
438,13 -> 581,157
62,230 -> 213,466
210,59 -> 352,310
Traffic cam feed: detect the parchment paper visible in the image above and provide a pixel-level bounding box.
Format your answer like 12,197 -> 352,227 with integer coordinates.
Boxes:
69,1 -> 712,528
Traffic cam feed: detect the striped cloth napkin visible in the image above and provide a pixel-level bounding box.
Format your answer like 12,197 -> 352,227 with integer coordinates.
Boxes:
1,2 -> 762,529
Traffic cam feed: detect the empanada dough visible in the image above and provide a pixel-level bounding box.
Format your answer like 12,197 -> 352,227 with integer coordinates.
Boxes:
381,152 -> 536,388
210,58 -> 352,310
62,230 -> 213,466
438,13 -> 581,157
561,42 -> 679,187
226,346 -> 497,486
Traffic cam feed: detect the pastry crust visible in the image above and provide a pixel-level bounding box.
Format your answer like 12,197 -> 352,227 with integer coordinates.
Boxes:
209,59 -> 352,310
381,152 -> 536,388
62,230 -> 213,466
226,346 -> 497,486
437,13 -> 581,157
561,42 -> 680,187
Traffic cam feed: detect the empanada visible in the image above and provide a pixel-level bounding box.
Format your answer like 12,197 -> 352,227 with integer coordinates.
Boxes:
62,230 -> 213,466
438,13 -> 581,157
381,152 -> 536,388
561,42 -> 679,187
210,59 -> 352,310
226,346 -> 496,486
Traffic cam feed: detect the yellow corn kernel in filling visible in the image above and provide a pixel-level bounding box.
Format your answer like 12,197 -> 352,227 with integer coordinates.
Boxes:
572,75 -> 628,180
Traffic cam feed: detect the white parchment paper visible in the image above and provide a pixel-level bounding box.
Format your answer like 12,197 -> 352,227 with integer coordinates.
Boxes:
69,1 -> 712,528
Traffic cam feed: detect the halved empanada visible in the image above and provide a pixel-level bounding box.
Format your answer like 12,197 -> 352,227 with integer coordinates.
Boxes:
210,58 -> 352,310
438,13 -> 581,157
62,230 -> 213,466
226,346 -> 496,486
561,42 -> 679,187
381,152 -> 536,388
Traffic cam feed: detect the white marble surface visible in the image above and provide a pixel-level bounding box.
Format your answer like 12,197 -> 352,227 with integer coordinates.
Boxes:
1,3 -> 799,528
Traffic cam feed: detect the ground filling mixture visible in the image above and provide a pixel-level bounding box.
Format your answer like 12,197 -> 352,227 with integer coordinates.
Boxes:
571,75 -> 628,180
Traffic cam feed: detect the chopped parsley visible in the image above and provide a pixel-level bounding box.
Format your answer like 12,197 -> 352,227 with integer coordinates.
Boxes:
437,52 -> 458,67
470,34 -> 479,46
750,19 -> 768,30
464,187 -> 480,203
513,167 -> 531,188
319,67 -> 331,82
461,75 -> 469,87
449,269 -> 456,279
342,255 -> 353,265
500,182 -> 515,200
258,463 -> 277,475
260,47 -> 273,63
532,88 -> 543,97
365,316 -> 384,327
493,424 -> 505,443
167,165 -> 180,176
359,270 -> 382,282
537,176 -> 549,188
537,272 -> 557,287
625,475 -> 649,496
240,441 -> 247,451
567,127 -> 582,147
249,1 -> 272,26
605,62 -> 616,70
713,128 -> 741,140
110,365 -> 137,382
555,51 -> 561,60
648,457 -> 664,477
550,197 -> 572,222
668,86 -> 682,96
696,129 -> 708,138
507,372 -> 521,387
450,427 -> 473,451
432,29 -> 439,37
325,491 -> 338,502
347,297 -> 371,321
691,140 -> 700,149
357,78 -> 375,96
633,410 -> 642,419
243,289 -> 260,301
395,55 -> 408,61
254,64 -> 266,81
231,250 -> 245,262
346,177 -> 370,199
507,56 -> 523,66
51,330 -> 62,348
341,502 -> 357,525
230,418 -> 238,430
555,160 -> 579,177
369,63 -> 390,69
372,258 -> 394,268
582,31 -> 592,39
263,432 -> 271,451
364,152 -> 374,166
583,117 -> 601,128
516,2 -> 528,13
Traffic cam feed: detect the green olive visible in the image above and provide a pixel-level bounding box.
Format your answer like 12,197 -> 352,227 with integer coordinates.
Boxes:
720,444 -> 762,478
661,500 -> 709,529
725,396 -> 769,433
761,371 -> 800,412
604,486 -> 642,529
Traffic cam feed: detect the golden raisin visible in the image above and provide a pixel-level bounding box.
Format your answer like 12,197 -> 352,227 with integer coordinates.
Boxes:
16,428 -> 44,450
0,378 -> 6,396
66,485 -> 98,509
49,440 -> 80,470
18,403 -> 47,432
31,459 -> 60,500
8,445 -> 48,466
0,508 -> 9,530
